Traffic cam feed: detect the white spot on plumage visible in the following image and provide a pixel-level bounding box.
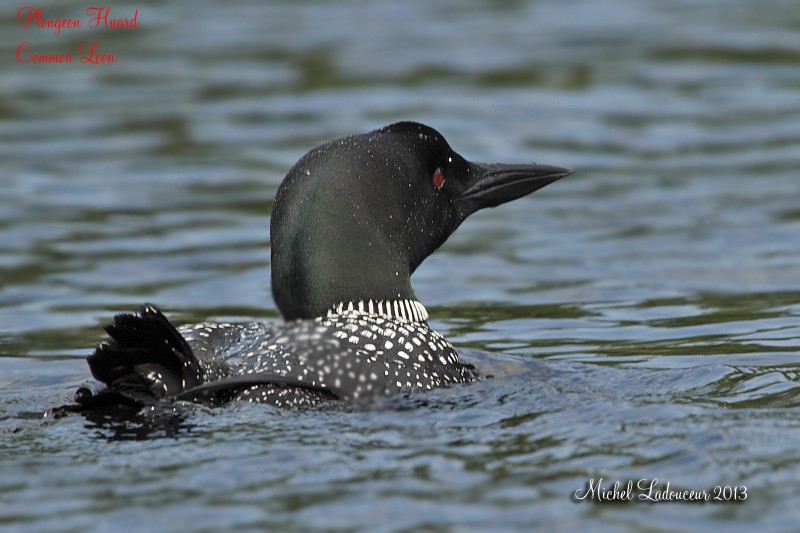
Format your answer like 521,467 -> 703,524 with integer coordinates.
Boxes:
175,298 -> 470,408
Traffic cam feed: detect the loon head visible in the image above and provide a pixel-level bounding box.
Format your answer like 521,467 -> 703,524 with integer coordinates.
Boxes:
270,121 -> 572,321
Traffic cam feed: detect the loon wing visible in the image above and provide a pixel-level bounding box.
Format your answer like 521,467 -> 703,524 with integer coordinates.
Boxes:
76,305 -> 346,410
174,373 -> 344,401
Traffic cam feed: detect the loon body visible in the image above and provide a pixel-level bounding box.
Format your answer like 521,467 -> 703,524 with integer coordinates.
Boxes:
75,122 -> 571,410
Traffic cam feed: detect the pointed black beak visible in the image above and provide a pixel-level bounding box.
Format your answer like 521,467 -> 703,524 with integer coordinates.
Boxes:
456,162 -> 573,216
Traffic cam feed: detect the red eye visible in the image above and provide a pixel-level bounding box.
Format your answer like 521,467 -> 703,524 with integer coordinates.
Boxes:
433,168 -> 445,190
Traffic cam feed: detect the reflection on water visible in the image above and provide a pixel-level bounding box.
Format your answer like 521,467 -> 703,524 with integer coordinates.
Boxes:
1,0 -> 799,530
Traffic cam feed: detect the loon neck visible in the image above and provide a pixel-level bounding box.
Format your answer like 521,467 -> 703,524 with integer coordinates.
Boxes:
326,299 -> 429,323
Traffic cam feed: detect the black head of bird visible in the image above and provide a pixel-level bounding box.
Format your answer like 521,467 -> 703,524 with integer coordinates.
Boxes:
270,121 -> 572,320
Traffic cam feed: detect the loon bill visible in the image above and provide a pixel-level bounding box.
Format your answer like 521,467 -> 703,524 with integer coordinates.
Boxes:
72,121 -> 572,410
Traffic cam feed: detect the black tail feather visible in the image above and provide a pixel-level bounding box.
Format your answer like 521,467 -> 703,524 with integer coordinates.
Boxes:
70,304 -> 349,413
78,304 -> 205,408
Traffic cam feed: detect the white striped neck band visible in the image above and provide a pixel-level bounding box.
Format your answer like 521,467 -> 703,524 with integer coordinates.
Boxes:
326,299 -> 429,323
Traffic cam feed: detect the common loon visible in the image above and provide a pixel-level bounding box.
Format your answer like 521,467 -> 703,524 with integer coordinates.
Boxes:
74,121 -> 572,410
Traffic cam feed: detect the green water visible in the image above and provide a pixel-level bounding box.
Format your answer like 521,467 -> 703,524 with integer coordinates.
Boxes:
1,0 -> 799,531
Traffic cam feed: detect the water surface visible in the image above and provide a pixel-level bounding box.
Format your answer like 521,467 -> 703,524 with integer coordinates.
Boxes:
1,0 -> 800,531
